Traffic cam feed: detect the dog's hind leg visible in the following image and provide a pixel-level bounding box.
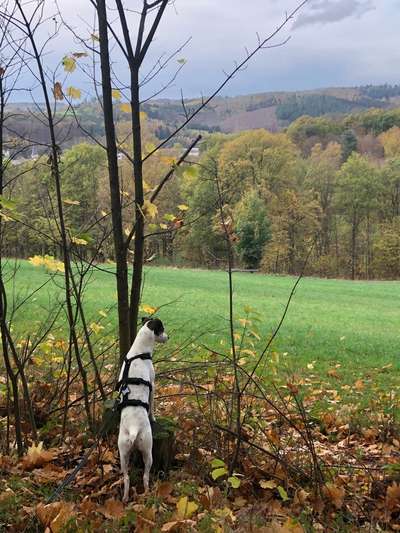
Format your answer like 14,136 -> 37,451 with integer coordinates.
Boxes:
118,434 -> 133,503
137,428 -> 153,493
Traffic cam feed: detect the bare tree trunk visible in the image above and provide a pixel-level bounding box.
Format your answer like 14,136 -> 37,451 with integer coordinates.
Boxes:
97,0 -> 131,360
129,71 -> 145,342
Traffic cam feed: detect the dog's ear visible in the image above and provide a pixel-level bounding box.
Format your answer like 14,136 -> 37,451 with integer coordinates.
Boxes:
141,316 -> 151,325
146,318 -> 164,336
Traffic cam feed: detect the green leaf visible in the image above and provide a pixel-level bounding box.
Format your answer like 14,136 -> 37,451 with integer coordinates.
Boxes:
0,195 -> 16,210
211,458 -> 226,469
164,213 -> 176,222
177,58 -> 187,65
228,476 -> 241,489
211,467 -> 228,480
277,486 -> 289,501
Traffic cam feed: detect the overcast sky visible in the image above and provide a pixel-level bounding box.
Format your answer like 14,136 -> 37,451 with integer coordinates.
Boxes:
21,0 -> 400,100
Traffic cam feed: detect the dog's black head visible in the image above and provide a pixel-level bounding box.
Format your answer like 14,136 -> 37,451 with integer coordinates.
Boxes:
141,317 -> 168,343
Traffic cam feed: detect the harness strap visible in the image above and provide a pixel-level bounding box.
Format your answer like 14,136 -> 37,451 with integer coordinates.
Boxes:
116,352 -> 153,413
118,399 -> 150,412
115,352 -> 152,391
125,377 -> 152,391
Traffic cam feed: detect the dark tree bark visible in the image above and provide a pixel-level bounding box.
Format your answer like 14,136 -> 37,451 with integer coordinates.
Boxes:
97,0 -> 131,360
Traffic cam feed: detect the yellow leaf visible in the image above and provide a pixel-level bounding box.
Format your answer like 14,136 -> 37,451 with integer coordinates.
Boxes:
98,310 -> 107,318
259,479 -> 277,489
112,89 -> 121,100
119,103 -> 131,113
160,223 -> 168,230
140,111 -> 147,121
140,304 -> 158,315
142,200 -> 158,220
176,496 -> 198,520
71,236 -> 88,246
62,56 -> 76,73
177,204 -> 189,211
143,180 -> 151,192
63,198 -> 80,205
90,322 -> 104,334
66,86 -> 81,99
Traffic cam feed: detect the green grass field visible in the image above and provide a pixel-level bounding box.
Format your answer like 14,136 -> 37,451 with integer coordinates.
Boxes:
6,260 -> 400,393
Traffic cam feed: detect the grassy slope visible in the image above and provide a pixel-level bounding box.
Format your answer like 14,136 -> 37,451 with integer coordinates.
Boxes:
8,261 -> 399,385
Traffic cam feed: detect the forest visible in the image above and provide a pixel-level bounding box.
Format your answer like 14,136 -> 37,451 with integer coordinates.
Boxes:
5,106 -> 400,280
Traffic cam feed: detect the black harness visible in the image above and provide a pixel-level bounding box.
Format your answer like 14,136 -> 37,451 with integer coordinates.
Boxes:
116,353 -> 152,412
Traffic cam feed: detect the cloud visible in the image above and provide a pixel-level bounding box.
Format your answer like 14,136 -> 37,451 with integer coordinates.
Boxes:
293,0 -> 375,29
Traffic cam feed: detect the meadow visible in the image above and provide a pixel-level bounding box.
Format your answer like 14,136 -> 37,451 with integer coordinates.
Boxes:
8,259 -> 400,394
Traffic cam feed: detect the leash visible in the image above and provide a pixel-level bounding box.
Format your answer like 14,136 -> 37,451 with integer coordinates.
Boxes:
47,352 -> 153,503
47,400 -> 119,503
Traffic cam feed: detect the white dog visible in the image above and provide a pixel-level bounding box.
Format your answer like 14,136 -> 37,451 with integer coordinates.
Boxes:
117,317 -> 168,502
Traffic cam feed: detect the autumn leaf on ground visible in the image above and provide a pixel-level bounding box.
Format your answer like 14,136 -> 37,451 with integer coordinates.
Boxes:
386,482 -> 400,512
323,482 -> 345,509
36,501 -> 75,532
21,442 -> 55,470
176,496 -> 198,519
259,479 -> 277,489
98,498 -> 125,520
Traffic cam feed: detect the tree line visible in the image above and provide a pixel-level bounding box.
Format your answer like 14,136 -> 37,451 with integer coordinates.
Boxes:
4,108 -> 400,280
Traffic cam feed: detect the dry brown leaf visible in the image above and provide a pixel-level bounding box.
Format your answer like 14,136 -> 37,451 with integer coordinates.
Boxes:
161,521 -> 180,532
53,82 -> 64,101
50,502 -> 75,532
21,442 -> 55,471
354,379 -> 365,391
157,481 -> 174,498
99,498 -> 125,520
323,482 -> 345,509
386,482 -> 400,511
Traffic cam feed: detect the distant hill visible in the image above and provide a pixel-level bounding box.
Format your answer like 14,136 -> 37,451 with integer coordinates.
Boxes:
6,84 -> 400,153
144,84 -> 400,135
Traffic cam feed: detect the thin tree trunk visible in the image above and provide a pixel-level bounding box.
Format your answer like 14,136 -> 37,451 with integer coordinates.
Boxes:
351,212 -> 358,281
129,71 -> 144,342
16,1 -> 93,430
97,0 -> 131,361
